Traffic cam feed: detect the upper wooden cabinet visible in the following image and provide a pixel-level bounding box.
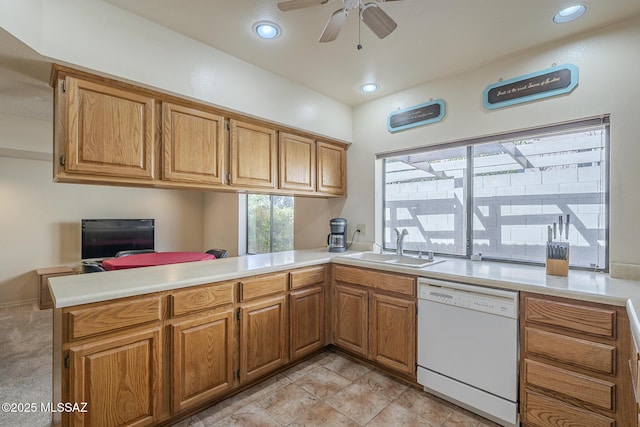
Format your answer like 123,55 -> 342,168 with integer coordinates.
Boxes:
229,119 -> 277,189
317,141 -> 347,196
162,103 -> 226,186
279,132 -> 316,192
58,75 -> 157,181
52,65 -> 348,197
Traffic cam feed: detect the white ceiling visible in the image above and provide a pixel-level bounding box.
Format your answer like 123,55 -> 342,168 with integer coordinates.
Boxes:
103,0 -> 640,106
1,0 -> 640,122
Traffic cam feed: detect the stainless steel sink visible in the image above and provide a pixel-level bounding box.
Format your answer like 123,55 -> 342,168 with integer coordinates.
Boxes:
339,251 -> 445,268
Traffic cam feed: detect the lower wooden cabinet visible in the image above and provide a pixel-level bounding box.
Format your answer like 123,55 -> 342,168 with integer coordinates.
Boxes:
170,309 -> 235,413
240,295 -> 288,383
332,265 -> 417,378
334,284 -> 368,356
290,285 -> 325,360
370,293 -> 416,376
68,327 -> 162,427
520,292 -> 635,427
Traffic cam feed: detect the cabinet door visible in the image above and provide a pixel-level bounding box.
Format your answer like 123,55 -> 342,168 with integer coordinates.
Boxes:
290,286 -> 325,360
68,327 -> 161,427
317,141 -> 346,196
162,103 -> 225,185
334,284 -> 368,356
230,119 -> 277,189
370,293 -> 416,376
171,309 -> 235,413
64,76 -> 156,180
240,295 -> 287,382
279,132 -> 316,192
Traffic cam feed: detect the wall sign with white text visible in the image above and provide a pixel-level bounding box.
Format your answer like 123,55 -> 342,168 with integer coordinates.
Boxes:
483,64 -> 579,110
387,99 -> 446,133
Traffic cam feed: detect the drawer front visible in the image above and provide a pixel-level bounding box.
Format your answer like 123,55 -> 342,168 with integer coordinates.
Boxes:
334,265 -> 415,296
240,273 -> 287,301
523,390 -> 614,427
68,296 -> 161,340
524,359 -> 615,410
525,296 -> 615,338
290,266 -> 326,290
525,327 -> 615,375
170,281 -> 235,317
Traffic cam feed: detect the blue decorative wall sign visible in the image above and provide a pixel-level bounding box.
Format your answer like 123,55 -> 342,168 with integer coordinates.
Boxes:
483,64 -> 579,110
387,99 -> 446,133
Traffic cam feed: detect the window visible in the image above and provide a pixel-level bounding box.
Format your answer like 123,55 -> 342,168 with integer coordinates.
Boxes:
246,194 -> 294,254
382,117 -> 609,270
384,146 -> 468,255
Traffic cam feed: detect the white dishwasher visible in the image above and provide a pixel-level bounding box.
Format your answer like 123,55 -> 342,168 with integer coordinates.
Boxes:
417,278 -> 519,427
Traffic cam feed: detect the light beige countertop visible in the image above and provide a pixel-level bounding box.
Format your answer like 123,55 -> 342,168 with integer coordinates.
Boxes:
48,248 -> 340,308
333,252 -> 640,346
49,248 -> 640,346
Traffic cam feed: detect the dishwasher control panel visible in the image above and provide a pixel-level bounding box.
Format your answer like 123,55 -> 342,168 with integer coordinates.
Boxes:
418,278 -> 518,318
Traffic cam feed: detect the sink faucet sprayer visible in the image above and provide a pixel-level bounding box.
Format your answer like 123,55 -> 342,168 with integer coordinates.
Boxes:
394,228 -> 409,256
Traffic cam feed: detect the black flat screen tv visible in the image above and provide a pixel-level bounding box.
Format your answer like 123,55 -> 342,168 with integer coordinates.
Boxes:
81,219 -> 155,260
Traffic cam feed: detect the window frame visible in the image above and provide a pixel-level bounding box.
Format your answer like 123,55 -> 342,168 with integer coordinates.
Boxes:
379,116 -> 610,271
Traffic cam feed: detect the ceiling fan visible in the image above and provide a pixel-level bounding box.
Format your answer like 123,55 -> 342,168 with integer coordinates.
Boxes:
277,0 -> 404,43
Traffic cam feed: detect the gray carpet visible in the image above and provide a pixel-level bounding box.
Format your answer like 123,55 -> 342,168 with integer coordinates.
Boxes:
0,303 -> 52,427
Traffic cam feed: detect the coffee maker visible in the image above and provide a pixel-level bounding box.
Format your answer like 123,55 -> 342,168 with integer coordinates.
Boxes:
328,218 -> 347,252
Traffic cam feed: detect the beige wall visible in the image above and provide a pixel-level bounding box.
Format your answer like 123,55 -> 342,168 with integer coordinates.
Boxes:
294,197 -> 345,250
346,15 -> 640,277
203,192 -> 240,257
202,193 -> 346,256
0,113 -> 205,307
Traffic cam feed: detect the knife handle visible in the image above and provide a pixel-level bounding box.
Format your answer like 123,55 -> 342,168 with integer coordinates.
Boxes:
558,215 -> 563,240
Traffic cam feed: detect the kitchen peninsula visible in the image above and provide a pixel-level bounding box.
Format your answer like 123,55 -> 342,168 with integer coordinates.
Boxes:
49,249 -> 640,426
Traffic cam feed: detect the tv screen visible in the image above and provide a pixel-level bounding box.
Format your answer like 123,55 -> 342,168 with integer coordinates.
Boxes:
82,219 -> 155,260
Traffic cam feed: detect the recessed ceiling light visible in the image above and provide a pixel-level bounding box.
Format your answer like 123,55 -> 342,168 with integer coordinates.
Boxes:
360,83 -> 379,93
253,21 -> 281,40
553,4 -> 587,23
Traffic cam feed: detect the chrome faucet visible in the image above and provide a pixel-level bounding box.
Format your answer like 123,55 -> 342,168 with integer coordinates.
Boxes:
394,228 -> 409,256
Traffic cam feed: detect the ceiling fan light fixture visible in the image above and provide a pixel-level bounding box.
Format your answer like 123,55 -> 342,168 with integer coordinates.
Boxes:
253,21 -> 282,39
360,83 -> 379,93
553,4 -> 587,23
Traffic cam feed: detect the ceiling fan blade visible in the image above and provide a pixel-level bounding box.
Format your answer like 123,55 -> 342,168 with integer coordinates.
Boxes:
277,0 -> 329,12
361,3 -> 397,39
319,9 -> 347,43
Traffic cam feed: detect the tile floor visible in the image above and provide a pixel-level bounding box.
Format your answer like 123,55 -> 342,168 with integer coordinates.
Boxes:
174,351 -> 499,427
